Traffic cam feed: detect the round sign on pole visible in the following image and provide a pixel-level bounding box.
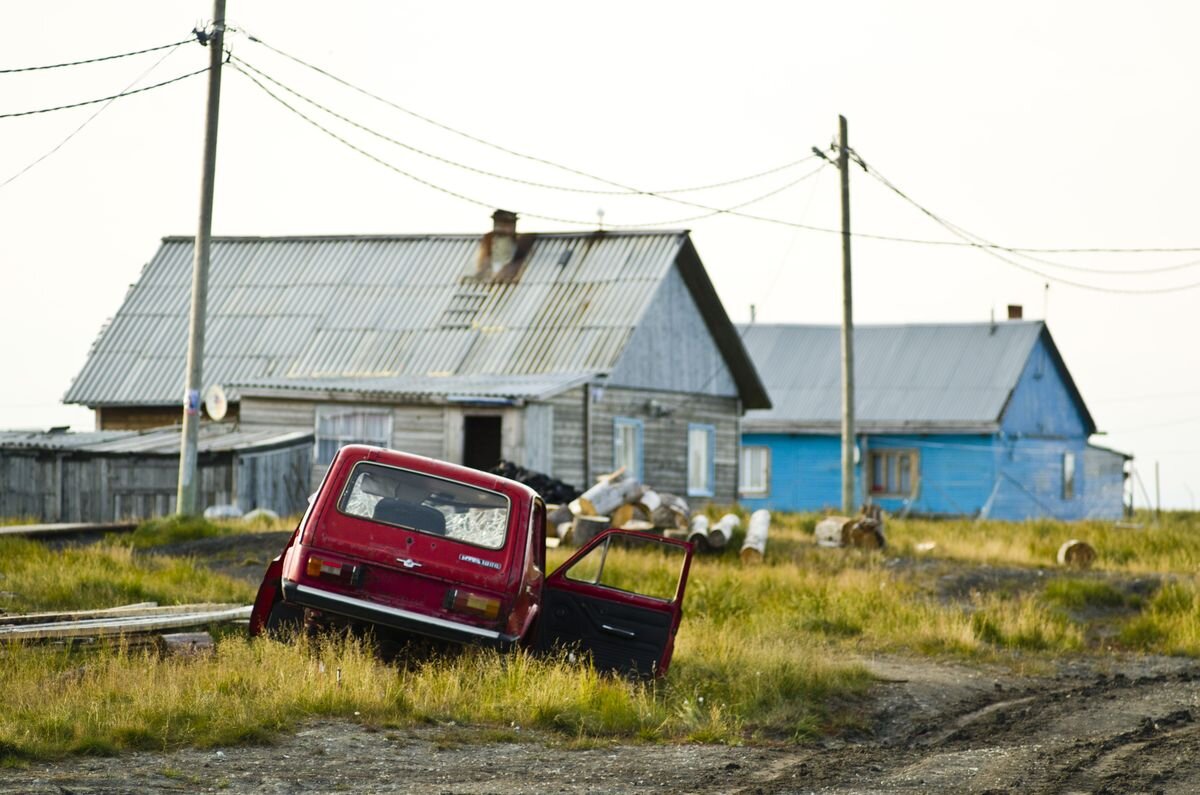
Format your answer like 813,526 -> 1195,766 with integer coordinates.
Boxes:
204,384 -> 228,421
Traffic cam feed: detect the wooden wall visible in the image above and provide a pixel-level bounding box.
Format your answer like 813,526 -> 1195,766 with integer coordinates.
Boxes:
539,385 -> 739,503
0,442 -> 312,523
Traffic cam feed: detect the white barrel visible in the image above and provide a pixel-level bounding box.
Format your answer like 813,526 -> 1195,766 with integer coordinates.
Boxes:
708,513 -> 740,549
740,509 -> 770,562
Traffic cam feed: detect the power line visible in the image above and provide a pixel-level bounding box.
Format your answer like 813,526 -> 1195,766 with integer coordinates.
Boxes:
235,31 -> 1200,256
0,39 -> 193,74
1,43 -> 185,190
232,55 -> 821,200
236,31 -> 820,198
232,61 -> 828,228
861,162 -> 1200,294
0,67 -> 209,120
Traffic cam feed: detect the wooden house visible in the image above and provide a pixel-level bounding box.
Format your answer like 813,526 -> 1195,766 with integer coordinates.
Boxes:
64,212 -> 769,506
736,320 -> 1129,520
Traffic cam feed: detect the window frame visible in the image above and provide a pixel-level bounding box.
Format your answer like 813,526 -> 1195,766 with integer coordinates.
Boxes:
739,445 -> 771,497
612,417 -> 644,482
686,423 -> 716,498
866,448 -> 920,498
314,405 -> 393,466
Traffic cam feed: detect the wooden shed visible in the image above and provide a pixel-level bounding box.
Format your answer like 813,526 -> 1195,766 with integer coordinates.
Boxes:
0,425 -> 312,522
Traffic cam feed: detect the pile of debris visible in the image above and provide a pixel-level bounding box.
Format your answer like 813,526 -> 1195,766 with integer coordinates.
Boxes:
814,504 -> 887,549
546,469 -> 773,562
489,460 -> 582,505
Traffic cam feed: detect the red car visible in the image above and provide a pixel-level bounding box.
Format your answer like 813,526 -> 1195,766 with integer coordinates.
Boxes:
249,445 -> 694,678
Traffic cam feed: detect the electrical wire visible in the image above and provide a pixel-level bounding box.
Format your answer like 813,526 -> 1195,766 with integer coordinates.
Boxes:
235,31 -> 818,198
234,30 -> 1200,256
0,67 -> 209,120
232,55 -> 819,200
1,43 -> 185,189
232,60 -> 828,228
861,162 -> 1200,294
0,39 -> 192,74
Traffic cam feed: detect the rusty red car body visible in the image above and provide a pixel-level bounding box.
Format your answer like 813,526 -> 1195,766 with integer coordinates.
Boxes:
249,445 -> 693,677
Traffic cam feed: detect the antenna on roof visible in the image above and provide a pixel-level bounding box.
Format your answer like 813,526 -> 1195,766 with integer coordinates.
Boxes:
596,208 -> 605,231
989,307 -> 996,335
1043,282 -> 1050,322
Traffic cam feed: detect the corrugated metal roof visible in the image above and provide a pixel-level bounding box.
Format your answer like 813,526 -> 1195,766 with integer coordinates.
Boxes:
64,231 -> 692,406
0,425 -> 312,455
739,321 -> 1053,432
236,371 -> 594,402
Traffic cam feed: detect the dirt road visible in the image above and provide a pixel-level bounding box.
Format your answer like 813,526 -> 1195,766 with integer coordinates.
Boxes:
7,652 -> 1199,794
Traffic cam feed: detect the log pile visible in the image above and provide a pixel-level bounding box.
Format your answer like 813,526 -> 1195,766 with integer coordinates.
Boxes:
814,504 -> 887,550
550,468 -> 701,547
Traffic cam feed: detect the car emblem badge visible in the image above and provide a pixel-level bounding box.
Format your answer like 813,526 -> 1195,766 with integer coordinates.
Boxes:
396,558 -> 423,569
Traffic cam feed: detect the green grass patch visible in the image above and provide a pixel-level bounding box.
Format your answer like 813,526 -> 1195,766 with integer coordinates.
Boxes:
1042,578 -> 1133,611
885,510 -> 1200,575
115,514 -> 296,549
0,537 -> 253,613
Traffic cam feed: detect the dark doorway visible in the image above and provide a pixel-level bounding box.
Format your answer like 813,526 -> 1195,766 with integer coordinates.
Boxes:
462,415 -> 503,471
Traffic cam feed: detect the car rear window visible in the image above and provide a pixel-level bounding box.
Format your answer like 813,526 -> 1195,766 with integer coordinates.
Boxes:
338,462 -> 510,550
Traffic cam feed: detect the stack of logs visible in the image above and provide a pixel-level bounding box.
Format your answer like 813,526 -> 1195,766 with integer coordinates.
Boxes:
814,504 -> 887,550
547,469 -> 772,561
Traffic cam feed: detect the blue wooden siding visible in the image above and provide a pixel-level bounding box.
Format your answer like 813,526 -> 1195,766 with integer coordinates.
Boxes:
740,433 -> 859,513
1000,336 -> 1087,437
740,432 -> 1125,520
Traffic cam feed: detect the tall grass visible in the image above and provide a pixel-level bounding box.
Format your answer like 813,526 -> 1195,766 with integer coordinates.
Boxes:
4,510 -> 1199,760
886,511 -> 1200,575
0,537 -> 253,613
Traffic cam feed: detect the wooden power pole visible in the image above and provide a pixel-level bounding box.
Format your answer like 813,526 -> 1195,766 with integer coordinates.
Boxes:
177,0 -> 226,516
838,115 -> 856,514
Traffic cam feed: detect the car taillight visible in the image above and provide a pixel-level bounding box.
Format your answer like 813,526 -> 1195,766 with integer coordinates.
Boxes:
443,588 -> 501,620
306,556 -> 361,584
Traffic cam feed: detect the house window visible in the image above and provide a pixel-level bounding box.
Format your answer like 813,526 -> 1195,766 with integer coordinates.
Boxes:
315,406 -> 393,466
1063,452 -> 1076,499
867,449 -> 919,498
613,417 -> 643,481
687,423 -> 715,497
739,446 -> 770,496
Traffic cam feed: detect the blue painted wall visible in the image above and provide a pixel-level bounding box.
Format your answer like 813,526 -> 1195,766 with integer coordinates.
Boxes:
740,432 -> 1124,519
1000,335 -> 1089,437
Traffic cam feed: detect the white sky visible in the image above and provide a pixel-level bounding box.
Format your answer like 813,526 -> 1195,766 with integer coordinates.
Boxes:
1,1 -> 1196,508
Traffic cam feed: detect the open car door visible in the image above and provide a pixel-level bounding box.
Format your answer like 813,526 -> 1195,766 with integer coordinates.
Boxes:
537,530 -> 693,678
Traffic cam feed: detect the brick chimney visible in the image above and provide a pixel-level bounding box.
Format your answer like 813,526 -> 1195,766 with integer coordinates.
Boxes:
488,209 -> 517,274
1007,304 -> 1023,320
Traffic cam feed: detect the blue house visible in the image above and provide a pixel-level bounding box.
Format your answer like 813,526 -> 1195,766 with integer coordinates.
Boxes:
736,321 -> 1129,520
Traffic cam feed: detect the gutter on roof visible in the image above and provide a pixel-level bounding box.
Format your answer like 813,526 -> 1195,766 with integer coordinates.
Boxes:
742,420 -> 1001,435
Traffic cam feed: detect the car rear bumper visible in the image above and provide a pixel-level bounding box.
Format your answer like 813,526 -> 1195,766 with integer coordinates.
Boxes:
282,580 -> 518,648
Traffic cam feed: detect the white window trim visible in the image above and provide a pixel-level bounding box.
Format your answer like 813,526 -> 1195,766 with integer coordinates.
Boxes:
613,417 -> 644,482
739,445 -> 770,497
867,448 -> 919,499
687,423 -> 716,498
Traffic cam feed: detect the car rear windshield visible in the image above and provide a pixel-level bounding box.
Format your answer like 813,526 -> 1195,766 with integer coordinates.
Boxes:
338,462 -> 510,550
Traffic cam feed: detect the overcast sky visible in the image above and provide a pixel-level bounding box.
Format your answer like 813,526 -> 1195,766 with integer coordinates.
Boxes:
1,1 -> 1196,508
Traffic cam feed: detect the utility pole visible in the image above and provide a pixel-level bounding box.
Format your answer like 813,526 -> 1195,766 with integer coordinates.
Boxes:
1155,460 -> 1161,521
177,0 -> 226,516
838,115 -> 856,514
